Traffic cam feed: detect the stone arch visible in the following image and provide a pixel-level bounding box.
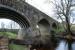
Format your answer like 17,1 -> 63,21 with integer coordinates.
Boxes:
0,6 -> 30,39
0,0 -> 31,26
0,7 -> 30,28
37,19 -> 50,36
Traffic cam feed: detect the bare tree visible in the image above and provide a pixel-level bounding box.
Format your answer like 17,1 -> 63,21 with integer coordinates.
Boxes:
1,22 -> 5,29
49,0 -> 75,50
50,0 -> 75,34
1,22 -> 6,32
9,21 -> 16,29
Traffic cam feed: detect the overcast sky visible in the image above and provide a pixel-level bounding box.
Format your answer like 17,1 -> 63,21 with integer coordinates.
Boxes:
26,0 -> 54,16
0,19 -> 20,29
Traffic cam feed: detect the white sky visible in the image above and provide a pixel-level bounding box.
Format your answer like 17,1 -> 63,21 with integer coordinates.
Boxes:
0,19 -> 20,29
0,19 -> 11,24
26,0 -> 54,16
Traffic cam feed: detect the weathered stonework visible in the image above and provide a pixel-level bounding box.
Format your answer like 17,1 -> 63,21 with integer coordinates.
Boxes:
0,36 -> 9,50
0,0 -> 58,42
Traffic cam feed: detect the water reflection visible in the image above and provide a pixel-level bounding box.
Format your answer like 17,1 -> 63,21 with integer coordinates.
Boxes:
55,40 -> 75,50
56,40 -> 68,50
72,42 -> 75,50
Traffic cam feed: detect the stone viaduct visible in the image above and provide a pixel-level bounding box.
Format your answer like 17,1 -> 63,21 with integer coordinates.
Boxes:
0,0 -> 58,43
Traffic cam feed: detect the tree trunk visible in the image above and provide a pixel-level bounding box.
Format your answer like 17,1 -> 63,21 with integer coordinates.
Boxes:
65,16 -> 71,35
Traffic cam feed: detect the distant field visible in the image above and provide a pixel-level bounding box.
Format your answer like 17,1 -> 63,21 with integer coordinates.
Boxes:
0,32 -> 17,39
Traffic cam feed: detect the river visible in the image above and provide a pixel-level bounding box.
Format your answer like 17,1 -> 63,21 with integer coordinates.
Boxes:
56,40 -> 75,50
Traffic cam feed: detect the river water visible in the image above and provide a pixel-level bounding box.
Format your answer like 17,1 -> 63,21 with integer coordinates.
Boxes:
56,40 -> 75,50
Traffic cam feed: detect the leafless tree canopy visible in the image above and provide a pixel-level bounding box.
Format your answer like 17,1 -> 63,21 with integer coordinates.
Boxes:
1,22 -> 5,29
50,0 -> 75,34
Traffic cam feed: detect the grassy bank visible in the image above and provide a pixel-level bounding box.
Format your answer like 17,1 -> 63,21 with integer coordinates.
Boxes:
9,44 -> 27,50
0,32 -> 17,39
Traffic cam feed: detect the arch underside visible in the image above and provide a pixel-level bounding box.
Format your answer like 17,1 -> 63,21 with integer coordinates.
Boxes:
0,0 -> 31,28
37,19 -> 50,44
38,19 -> 50,35
0,7 -> 30,28
52,22 -> 57,29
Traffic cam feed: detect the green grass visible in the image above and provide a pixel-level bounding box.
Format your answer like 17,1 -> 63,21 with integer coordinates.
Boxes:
0,32 -> 17,39
9,44 -> 27,50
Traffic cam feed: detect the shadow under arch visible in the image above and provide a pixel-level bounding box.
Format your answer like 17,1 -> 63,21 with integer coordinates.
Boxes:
52,22 -> 57,29
37,19 -> 50,37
